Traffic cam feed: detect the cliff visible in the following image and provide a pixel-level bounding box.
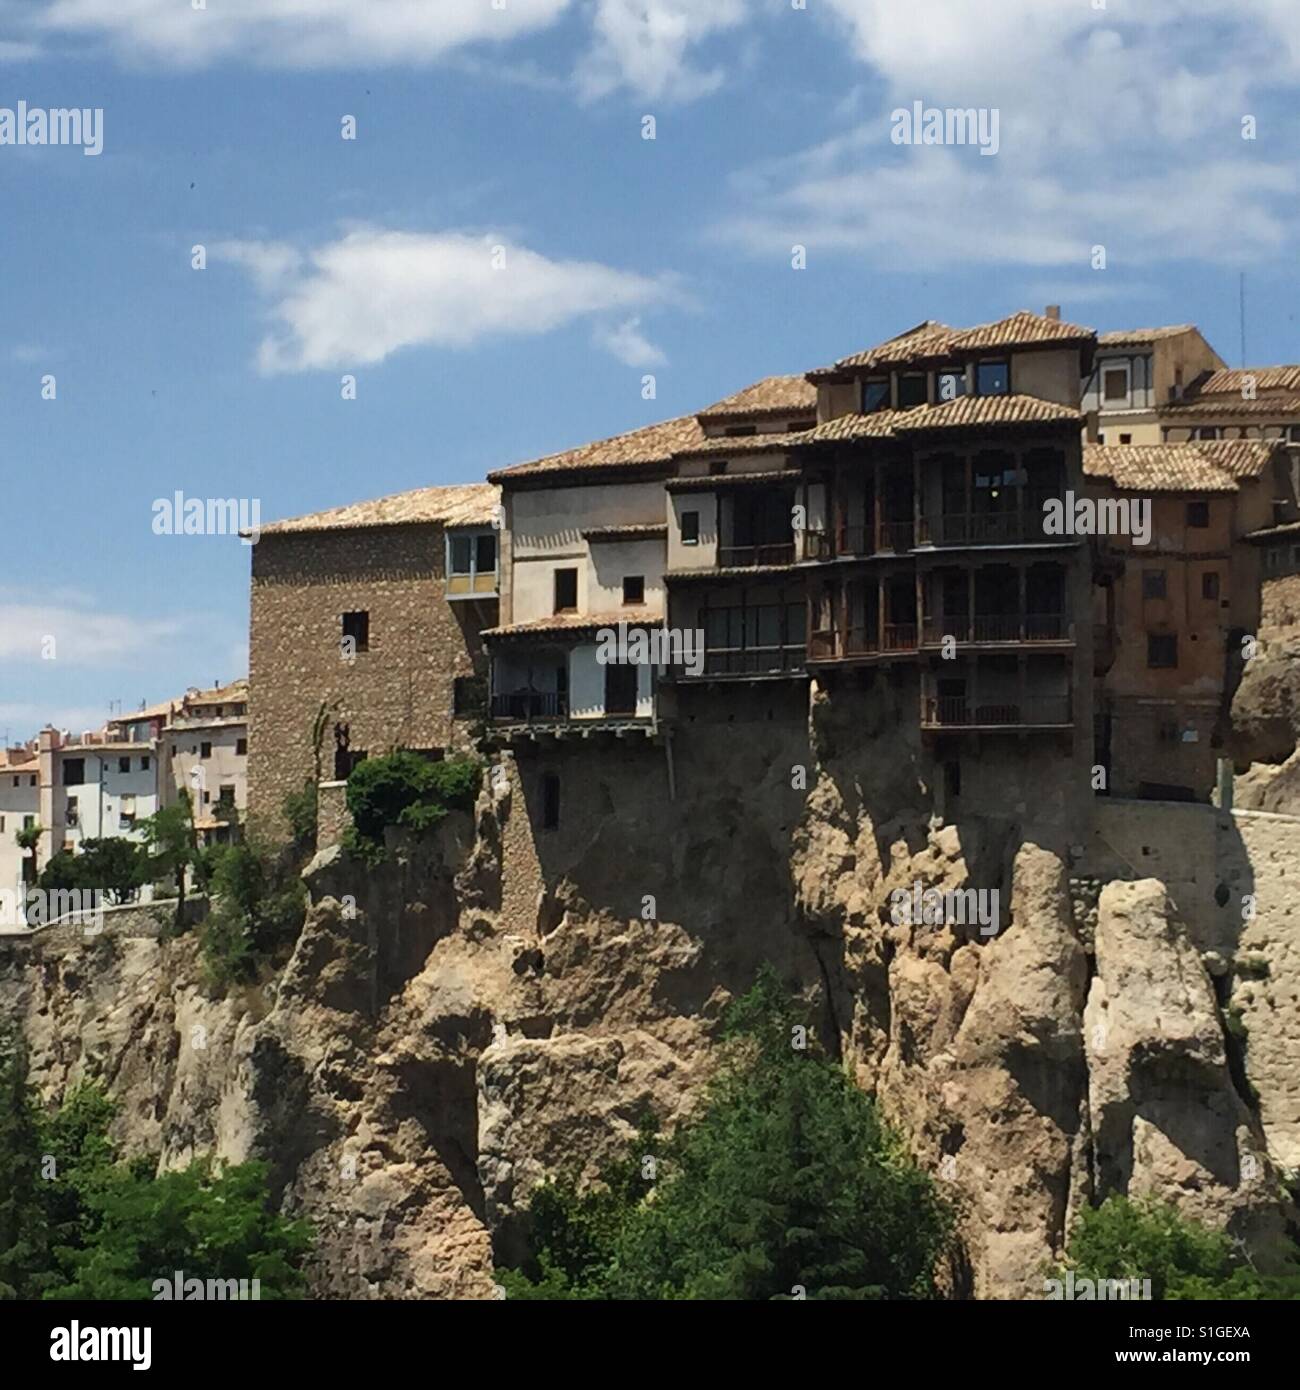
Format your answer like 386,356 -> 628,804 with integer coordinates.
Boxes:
2,698 -> 1296,1299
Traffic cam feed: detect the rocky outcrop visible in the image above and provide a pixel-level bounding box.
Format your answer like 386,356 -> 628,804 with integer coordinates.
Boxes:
2,712 -> 1295,1300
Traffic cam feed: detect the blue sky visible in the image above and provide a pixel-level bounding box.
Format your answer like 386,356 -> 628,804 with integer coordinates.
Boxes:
3,0 -> 1300,740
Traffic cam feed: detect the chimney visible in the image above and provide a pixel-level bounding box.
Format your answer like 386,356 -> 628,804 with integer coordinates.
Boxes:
1045,305 -> 1061,321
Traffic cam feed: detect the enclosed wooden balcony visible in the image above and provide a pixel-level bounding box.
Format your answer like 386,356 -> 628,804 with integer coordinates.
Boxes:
921,694 -> 1072,729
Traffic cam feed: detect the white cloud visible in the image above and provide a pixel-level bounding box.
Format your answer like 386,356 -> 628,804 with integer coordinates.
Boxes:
34,0 -> 573,69
0,598 -> 182,668
576,0 -> 748,102
216,228 -> 676,373
593,316 -> 667,367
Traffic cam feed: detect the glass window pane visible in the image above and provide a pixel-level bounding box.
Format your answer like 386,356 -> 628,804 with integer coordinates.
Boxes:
475,533 -> 497,571
976,361 -> 1009,396
450,535 -> 472,574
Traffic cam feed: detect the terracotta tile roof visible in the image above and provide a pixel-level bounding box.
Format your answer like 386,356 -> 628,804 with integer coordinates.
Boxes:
111,698 -> 178,725
582,524 -> 668,542
804,395 -> 1078,443
483,610 -> 662,640
1083,442 -> 1278,494
696,374 -> 818,422
183,679 -> 248,708
1159,397 -> 1300,419
1097,326 -> 1196,348
898,393 -> 1082,433
809,311 -> 1094,379
489,416 -> 704,481
674,430 -> 807,460
1194,366 -> 1300,396
1244,520 -> 1300,543
259,482 -> 499,536
667,468 -> 803,493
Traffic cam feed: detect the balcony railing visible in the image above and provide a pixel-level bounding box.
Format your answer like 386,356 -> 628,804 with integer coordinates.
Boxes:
687,644 -> 806,677
920,613 -> 1070,645
491,691 -> 568,721
921,695 -> 1072,728
807,623 -> 918,661
918,513 -> 1051,547
802,521 -> 913,560
716,542 -> 796,569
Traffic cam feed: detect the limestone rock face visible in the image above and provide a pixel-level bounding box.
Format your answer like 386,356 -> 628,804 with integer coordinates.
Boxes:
1084,879 -> 1284,1254
2,723 -> 1293,1300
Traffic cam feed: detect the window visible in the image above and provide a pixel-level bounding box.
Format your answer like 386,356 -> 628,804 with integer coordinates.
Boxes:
22,815 -> 34,831
975,360 -> 1010,396
342,610 -> 370,653
1097,433 -> 1106,445
724,424 -> 757,437
1194,427 -> 1221,441
1186,500 -> 1210,528
118,756 -> 130,774
788,420 -> 813,432
1148,633 -> 1178,668
453,675 -> 487,718
1142,570 -> 1167,600
1288,425 -> 1300,444
447,530 -> 498,596
28,775 -> 35,787
681,510 -> 700,545
897,373 -> 927,409
541,772 -> 560,830
66,796 -> 79,826
1202,571 -> 1220,600
141,756 -> 150,771
0,817 -> 4,833
200,742 -> 212,759
1103,365 -> 1130,403
935,366 -> 967,400
63,758 -> 84,786
861,378 -> 890,413
554,568 -> 578,613
1119,433 -> 1133,444
218,785 -> 236,808
236,738 -> 247,756
622,575 -> 645,606
604,663 -> 638,715
708,460 -> 728,476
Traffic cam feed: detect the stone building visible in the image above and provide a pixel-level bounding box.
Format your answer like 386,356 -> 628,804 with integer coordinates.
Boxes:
247,482 -> 499,836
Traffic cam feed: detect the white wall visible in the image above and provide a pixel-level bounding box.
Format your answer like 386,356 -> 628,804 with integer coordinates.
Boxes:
587,538 -> 664,613
668,491 -> 717,570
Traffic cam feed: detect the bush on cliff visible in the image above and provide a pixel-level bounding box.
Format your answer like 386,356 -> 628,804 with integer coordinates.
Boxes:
344,750 -> 481,859
198,839 -> 307,990
0,1034 -> 312,1300
500,967 -> 954,1300
1058,1194 -> 1300,1300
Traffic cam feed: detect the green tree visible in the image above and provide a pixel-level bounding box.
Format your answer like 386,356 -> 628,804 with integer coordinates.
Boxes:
46,1158 -> 313,1301
345,750 -> 481,857
14,822 -> 42,888
198,840 -> 306,989
1058,1194 -> 1300,1300
502,968 -> 953,1300
141,796 -> 200,932
0,1032 -> 49,1299
39,838 -> 147,905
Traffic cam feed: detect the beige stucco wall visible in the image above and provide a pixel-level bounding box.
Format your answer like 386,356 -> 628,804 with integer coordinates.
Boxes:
1011,348 -> 1083,408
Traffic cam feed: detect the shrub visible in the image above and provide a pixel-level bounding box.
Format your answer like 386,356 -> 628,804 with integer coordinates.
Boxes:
344,751 -> 481,857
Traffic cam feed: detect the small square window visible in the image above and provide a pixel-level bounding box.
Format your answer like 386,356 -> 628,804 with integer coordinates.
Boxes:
141,756 -> 150,771
1103,367 -> 1129,403
1148,633 -> 1178,669
1202,572 -> 1220,600
975,360 -> 1010,396
681,511 -> 700,545
1119,433 -> 1132,445
1187,501 -> 1210,528
200,742 -> 212,760
554,568 -> 578,613
862,378 -> 890,413
236,738 -> 247,756
1142,570 -> 1167,600
623,575 -> 645,606
342,610 -> 370,652
897,373 -> 928,409
708,460 -> 728,476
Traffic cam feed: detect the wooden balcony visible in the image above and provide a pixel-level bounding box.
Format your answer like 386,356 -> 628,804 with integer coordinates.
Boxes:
677,643 -> 806,678
917,513 -> 1052,547
716,542 -> 796,569
491,691 -> 568,722
919,613 -> 1072,647
808,623 -> 918,662
920,695 -> 1072,730
802,521 -> 914,561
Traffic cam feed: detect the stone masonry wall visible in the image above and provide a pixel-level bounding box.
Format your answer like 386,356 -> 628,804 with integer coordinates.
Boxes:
249,523 -> 492,837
